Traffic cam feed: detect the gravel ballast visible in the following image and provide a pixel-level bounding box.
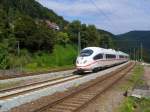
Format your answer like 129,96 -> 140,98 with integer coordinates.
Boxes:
0,62 -> 129,112
0,70 -> 74,90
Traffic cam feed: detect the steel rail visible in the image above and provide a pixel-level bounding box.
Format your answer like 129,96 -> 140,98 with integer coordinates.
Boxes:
33,62 -> 135,112
0,75 -> 81,99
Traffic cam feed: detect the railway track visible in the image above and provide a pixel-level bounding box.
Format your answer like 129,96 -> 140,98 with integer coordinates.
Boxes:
0,62 -> 127,100
0,68 -> 75,80
32,62 -> 135,112
0,74 -> 81,99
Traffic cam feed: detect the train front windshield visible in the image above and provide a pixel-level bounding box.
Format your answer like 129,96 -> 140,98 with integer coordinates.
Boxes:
80,49 -> 93,57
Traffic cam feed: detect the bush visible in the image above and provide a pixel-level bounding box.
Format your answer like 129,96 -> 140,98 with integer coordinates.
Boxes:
8,49 -> 31,69
25,44 -> 77,72
0,43 -> 9,69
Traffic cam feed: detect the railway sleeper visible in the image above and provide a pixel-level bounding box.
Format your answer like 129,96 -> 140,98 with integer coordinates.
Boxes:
79,94 -> 94,98
61,103 -> 81,107
48,108 -> 71,112
70,97 -> 89,100
53,105 -> 76,110
64,101 -> 85,105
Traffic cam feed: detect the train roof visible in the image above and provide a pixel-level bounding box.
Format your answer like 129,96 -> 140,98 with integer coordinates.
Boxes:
83,47 -> 104,51
118,51 -> 129,56
83,47 -> 129,56
83,47 -> 117,54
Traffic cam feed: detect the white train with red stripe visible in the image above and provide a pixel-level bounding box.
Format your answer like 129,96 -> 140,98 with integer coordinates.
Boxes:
76,47 -> 129,72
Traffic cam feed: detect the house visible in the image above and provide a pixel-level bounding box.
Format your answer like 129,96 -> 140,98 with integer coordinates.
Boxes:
45,20 -> 60,30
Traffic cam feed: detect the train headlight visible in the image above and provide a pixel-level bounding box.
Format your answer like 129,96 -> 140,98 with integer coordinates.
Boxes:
83,60 -> 87,64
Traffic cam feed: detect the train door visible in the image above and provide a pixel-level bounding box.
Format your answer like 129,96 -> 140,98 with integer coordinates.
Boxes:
93,53 -> 103,68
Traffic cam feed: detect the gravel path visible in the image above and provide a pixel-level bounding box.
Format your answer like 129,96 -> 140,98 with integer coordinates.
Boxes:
144,66 -> 150,86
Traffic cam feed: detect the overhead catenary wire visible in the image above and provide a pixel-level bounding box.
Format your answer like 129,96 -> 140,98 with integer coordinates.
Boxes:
105,0 -> 122,20
136,0 -> 150,29
136,0 -> 149,15
88,0 -> 121,33
85,0 -> 148,61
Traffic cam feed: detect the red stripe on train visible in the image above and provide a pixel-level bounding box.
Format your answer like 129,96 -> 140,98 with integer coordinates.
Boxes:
76,59 -> 127,68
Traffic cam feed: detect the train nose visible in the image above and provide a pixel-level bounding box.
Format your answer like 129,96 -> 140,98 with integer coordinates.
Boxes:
76,57 -> 88,65
76,57 -> 84,64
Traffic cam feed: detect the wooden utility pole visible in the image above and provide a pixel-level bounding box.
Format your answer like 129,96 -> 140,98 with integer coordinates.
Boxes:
140,43 -> 143,62
134,48 -> 136,61
78,31 -> 81,55
17,41 -> 20,56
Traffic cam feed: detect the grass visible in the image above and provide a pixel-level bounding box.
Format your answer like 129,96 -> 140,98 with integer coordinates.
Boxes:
2,44 -> 77,73
117,64 -> 150,112
24,64 -> 74,73
119,64 -> 144,91
119,97 -> 150,112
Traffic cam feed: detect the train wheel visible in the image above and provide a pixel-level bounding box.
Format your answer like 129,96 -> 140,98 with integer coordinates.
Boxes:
92,68 -> 99,73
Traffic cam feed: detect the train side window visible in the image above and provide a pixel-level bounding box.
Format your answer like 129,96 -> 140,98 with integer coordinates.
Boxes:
93,54 -> 103,60
119,55 -> 124,58
106,54 -> 116,59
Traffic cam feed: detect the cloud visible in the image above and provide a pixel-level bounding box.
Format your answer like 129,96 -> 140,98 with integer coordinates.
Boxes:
37,0 -> 150,34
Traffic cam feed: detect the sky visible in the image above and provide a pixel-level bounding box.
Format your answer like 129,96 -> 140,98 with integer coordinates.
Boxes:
37,0 -> 150,34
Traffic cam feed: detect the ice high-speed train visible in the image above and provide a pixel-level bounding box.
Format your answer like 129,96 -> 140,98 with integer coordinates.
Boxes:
76,47 -> 129,72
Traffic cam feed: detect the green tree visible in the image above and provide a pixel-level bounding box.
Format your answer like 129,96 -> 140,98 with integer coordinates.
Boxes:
0,43 -> 9,69
26,25 -> 55,52
80,24 -> 88,48
67,20 -> 81,44
14,15 -> 36,48
14,15 -> 55,52
0,8 -> 8,41
86,25 -> 99,46
56,32 -> 69,46
99,33 -> 115,48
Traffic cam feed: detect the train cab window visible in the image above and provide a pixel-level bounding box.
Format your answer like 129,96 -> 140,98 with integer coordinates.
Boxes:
80,49 -> 93,57
93,54 -> 103,60
119,55 -> 124,58
106,54 -> 116,59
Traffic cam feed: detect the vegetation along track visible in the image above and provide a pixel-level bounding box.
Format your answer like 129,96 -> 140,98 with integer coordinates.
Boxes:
33,62 -> 135,112
0,75 -> 81,99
